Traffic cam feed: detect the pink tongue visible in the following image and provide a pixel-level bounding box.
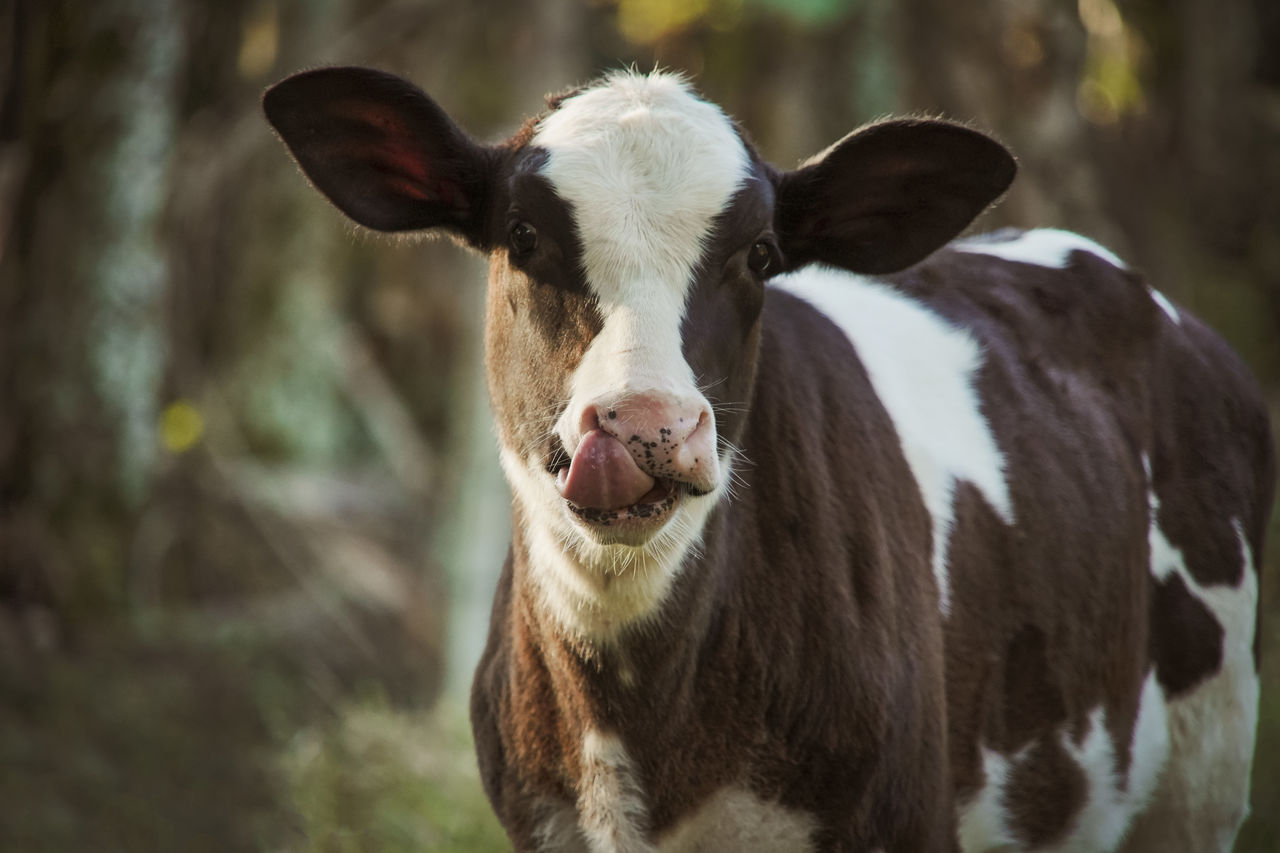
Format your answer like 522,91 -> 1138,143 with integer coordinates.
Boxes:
557,429 -> 656,510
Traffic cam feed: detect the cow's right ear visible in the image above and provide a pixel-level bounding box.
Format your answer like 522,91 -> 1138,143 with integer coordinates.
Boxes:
263,66 -> 496,247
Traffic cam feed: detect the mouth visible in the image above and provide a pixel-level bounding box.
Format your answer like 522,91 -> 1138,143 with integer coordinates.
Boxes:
545,437 -> 693,536
558,473 -> 683,527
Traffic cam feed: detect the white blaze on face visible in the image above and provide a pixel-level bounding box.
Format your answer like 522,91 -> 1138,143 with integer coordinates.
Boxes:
534,71 -> 749,452
507,72 -> 750,641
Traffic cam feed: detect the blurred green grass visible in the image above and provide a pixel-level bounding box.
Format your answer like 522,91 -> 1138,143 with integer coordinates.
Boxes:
281,699 -> 507,853
0,631 -> 507,852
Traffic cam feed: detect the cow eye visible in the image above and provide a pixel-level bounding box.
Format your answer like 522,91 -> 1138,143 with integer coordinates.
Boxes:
747,241 -> 774,276
509,222 -> 538,256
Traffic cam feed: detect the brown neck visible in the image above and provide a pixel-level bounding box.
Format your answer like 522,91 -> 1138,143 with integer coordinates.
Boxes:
505,504 -> 727,726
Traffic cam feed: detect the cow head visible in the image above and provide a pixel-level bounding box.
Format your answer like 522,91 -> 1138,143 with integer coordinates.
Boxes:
264,67 -> 1013,628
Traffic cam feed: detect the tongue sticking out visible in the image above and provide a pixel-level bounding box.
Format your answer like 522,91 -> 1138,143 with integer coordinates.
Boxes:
556,429 -> 656,510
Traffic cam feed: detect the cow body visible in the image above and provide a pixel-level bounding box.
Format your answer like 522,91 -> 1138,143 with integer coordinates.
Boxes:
264,68 -> 1274,852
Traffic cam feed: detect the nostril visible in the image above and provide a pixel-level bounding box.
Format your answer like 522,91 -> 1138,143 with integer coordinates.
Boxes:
683,408 -> 712,442
577,405 -> 604,436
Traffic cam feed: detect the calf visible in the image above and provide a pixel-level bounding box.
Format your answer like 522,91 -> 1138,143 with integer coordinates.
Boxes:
264,67 -> 1274,852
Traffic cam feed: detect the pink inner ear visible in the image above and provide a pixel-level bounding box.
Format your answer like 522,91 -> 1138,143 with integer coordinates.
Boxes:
331,99 -> 414,136
330,100 -> 439,202
371,142 -> 434,200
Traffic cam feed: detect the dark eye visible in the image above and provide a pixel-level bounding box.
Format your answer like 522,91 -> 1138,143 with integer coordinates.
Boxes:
747,241 -> 774,276
510,222 -> 538,256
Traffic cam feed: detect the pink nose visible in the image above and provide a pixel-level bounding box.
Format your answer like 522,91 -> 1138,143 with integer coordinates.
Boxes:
564,392 -> 718,502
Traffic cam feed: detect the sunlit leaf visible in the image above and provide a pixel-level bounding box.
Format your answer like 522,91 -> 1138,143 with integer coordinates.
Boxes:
160,400 -> 205,453
238,2 -> 279,79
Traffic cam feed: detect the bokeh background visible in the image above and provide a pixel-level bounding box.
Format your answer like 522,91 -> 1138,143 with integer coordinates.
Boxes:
2,0 -> 1278,850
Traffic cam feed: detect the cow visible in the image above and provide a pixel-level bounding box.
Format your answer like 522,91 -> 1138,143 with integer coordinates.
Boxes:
263,66 -> 1274,852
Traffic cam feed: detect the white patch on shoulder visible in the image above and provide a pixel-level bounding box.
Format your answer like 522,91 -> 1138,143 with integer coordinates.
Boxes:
953,228 -> 1126,269
657,787 -> 817,852
1122,473 -> 1259,851
771,266 -> 1013,615
578,730 -> 654,853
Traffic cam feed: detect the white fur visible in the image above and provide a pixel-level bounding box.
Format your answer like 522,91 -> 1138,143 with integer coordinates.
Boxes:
536,70 -> 747,480
496,72 -> 750,640
771,266 -> 1013,615
958,747 -> 1017,851
578,730 -> 654,853
538,773 -> 818,853
1122,672 -> 1174,830
1048,708 -> 1132,852
536,801 -> 590,852
958,673 -> 1169,853
502,444 -> 733,642
1122,476 -> 1259,852
656,787 -> 817,852
535,71 -> 747,304
959,457 -> 1258,852
1148,289 -> 1181,325
953,228 -> 1126,269
953,228 -> 1181,325
1048,673 -> 1169,853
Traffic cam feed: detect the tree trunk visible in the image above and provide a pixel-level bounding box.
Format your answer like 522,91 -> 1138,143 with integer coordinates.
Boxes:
1,0 -> 181,640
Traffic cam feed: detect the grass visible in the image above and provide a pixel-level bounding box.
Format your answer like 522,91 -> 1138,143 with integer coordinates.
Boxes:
0,629 -> 507,853
280,699 -> 507,853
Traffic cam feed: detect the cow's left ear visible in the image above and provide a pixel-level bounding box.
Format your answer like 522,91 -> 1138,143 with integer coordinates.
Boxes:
774,120 -> 1015,275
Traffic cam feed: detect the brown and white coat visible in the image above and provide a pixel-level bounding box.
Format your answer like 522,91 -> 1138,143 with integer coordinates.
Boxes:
265,67 -> 1274,852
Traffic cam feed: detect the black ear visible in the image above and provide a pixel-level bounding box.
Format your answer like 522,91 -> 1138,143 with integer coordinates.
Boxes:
263,66 -> 495,246
775,120 -> 1016,274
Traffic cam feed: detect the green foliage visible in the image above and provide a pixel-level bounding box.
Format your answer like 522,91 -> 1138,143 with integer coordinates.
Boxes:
0,635 -> 504,852
749,0 -> 855,27
230,270 -> 370,466
281,701 -> 508,853
0,638 -> 281,852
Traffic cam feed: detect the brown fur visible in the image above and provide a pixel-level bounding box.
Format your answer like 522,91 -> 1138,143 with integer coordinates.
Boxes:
473,289 -> 956,850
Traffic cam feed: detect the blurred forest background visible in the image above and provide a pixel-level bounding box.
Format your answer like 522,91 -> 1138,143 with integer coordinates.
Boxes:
2,0 -> 1278,850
